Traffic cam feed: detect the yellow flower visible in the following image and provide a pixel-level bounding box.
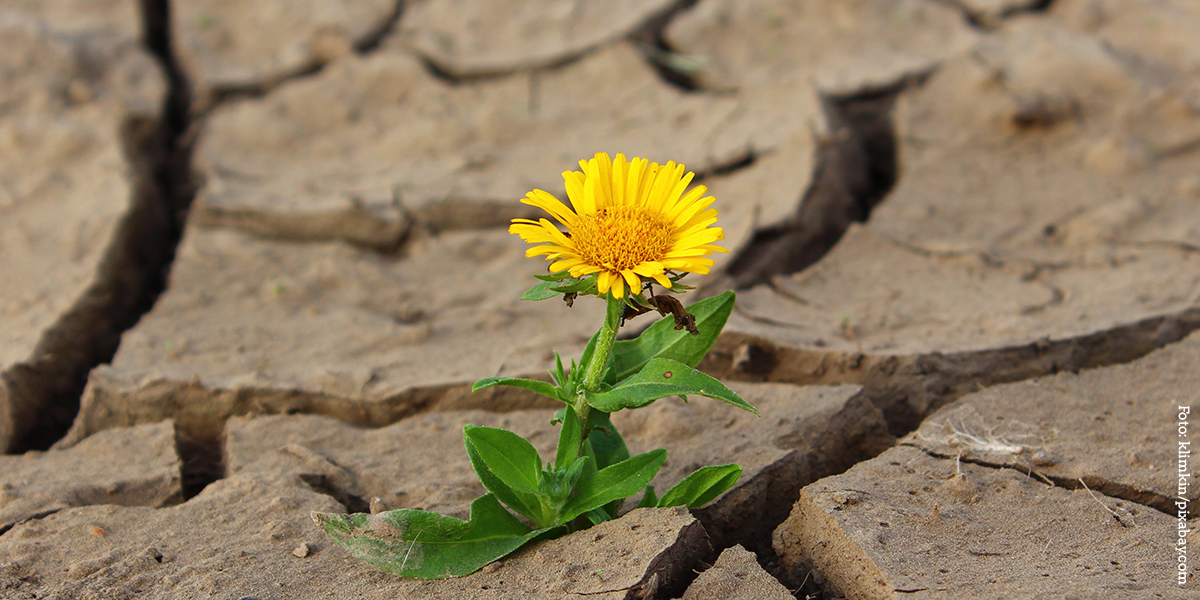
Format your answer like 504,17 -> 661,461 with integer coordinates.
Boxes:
510,152 -> 728,299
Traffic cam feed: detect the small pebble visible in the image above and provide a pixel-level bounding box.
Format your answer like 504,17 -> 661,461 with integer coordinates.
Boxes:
832,490 -> 862,506
292,543 -> 310,558
89,525 -> 106,537
1031,450 -> 1058,467
369,497 -> 387,514
940,473 -> 982,504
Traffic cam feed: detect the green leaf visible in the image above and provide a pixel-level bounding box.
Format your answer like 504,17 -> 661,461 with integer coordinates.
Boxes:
533,271 -> 574,282
521,274 -> 598,300
555,406 -> 583,470
572,411 -> 631,522
586,358 -> 759,415
463,426 -> 542,491
637,485 -> 658,509
560,449 -> 667,522
463,426 -> 547,525
657,464 -> 742,509
572,439 -> 624,524
560,454 -> 591,491
585,411 -> 629,470
540,455 -> 591,504
521,279 -> 565,301
611,291 -> 735,381
313,494 -> 554,579
472,377 -> 564,403
585,507 -> 615,525
550,353 -> 567,387
549,275 -> 598,295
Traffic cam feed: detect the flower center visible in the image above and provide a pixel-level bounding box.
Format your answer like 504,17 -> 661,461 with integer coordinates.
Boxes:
572,206 -> 673,271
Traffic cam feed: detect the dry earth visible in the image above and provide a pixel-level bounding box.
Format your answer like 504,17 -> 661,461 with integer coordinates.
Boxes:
2,0 -> 1200,598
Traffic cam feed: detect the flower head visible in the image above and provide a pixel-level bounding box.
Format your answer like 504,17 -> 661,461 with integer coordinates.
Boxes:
510,153 -> 728,299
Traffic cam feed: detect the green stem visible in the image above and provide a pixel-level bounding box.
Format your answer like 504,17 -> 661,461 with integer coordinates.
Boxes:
580,293 -> 623,393
575,292 -> 624,434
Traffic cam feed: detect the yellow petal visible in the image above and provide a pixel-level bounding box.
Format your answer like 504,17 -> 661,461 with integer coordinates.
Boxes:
597,270 -> 616,295
583,172 -> 598,214
645,161 -> 677,212
662,248 -> 712,259
639,161 -> 659,205
625,157 -> 645,207
530,218 -> 573,247
677,209 -> 719,234
570,264 -> 605,277
621,270 -> 642,296
526,244 -> 573,257
509,225 -> 562,244
666,185 -> 708,222
521,189 -> 577,227
585,158 -> 608,210
610,273 -> 626,298
595,152 -> 614,209
508,223 -> 543,236
550,258 -> 585,272
632,261 -> 665,276
611,153 -> 627,206
663,257 -> 715,271
673,227 -> 725,251
661,166 -> 694,214
563,170 -> 588,215
671,195 -> 716,227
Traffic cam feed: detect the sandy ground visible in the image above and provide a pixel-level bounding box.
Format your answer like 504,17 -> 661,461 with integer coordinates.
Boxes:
2,0 -> 1200,598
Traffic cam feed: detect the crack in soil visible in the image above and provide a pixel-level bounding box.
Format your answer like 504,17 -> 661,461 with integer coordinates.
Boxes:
704,305 -> 1200,437
352,0 -> 406,55
14,0 -> 198,464
3,0 -> 195,454
719,82 -> 906,290
698,390 -> 894,564
412,0 -> 689,87
932,0 -> 1056,30
196,145 -> 759,256
115,374 -> 557,499
0,509 -> 63,538
298,473 -> 371,514
629,0 -> 702,92
903,443 -> 1176,517
16,4 -> 1197,598
198,0 -> 406,111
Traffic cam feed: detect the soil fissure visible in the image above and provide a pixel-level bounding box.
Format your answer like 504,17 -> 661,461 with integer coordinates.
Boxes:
905,443 -> 1176,518
4,0 -> 195,453
719,82 -> 907,290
